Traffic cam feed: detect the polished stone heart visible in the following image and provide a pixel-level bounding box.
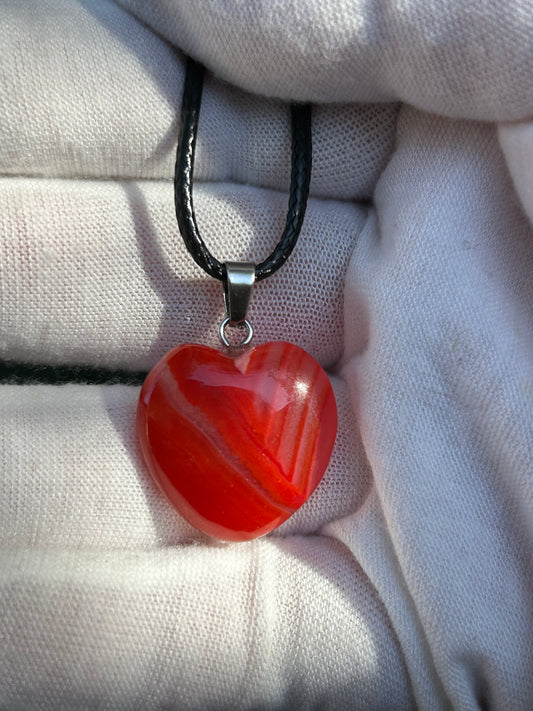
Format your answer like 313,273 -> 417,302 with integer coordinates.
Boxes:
137,342 -> 337,541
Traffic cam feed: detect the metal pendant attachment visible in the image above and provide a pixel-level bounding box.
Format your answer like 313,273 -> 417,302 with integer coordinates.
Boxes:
220,262 -> 256,348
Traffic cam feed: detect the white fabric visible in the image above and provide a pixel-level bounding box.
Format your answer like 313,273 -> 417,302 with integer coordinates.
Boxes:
1,1 -> 533,709
117,0 -> 533,119
0,179 -> 368,370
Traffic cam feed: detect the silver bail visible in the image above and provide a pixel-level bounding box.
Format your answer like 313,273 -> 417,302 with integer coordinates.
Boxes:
223,262 -> 255,323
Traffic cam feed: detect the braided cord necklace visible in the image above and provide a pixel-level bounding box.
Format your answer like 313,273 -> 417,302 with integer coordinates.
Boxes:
175,57 -> 312,284
137,58 -> 337,542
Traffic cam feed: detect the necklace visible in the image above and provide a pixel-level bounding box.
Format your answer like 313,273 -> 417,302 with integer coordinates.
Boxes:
137,58 -> 337,542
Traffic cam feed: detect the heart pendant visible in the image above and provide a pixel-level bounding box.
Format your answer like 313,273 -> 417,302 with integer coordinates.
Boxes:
137,342 -> 337,541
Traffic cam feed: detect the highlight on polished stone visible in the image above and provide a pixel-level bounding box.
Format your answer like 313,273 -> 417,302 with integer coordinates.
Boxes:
137,342 -> 337,542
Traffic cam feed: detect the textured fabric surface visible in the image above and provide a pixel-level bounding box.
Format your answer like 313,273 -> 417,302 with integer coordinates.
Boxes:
0,178 -> 366,370
117,0 -> 533,118
1,1 -> 533,710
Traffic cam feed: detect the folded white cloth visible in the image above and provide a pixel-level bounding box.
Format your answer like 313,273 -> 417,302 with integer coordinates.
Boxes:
1,1 -> 532,709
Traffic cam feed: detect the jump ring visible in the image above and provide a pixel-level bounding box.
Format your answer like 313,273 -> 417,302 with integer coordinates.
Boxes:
218,318 -> 253,348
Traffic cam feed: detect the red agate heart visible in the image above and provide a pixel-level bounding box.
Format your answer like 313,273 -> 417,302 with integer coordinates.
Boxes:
137,342 -> 337,542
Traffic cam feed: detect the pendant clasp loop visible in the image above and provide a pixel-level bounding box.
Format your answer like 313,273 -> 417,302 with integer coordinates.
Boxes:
223,262 -> 256,324
219,317 -> 253,348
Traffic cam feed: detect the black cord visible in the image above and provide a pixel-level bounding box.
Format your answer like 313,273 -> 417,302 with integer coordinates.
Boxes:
174,57 -> 312,283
